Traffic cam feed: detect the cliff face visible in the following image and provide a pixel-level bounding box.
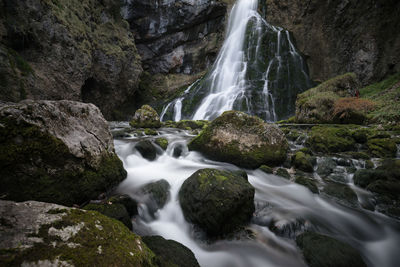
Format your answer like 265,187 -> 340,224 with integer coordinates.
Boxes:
265,0 -> 400,85
0,0 -> 229,119
122,0 -> 227,105
0,0 -> 143,119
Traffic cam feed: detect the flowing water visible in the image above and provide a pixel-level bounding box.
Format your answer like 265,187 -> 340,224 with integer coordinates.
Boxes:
160,0 -> 313,122
112,124 -> 400,267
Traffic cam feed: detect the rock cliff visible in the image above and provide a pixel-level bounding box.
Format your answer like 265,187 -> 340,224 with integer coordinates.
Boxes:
265,0 -> 400,85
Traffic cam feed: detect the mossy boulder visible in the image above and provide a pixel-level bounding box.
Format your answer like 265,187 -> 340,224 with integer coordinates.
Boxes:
276,168 -> 291,179
295,175 -> 319,194
306,126 -> 356,153
108,194 -> 138,217
83,202 -> 132,230
296,232 -> 366,267
353,160 -> 400,201
135,140 -> 157,161
142,236 -> 200,267
322,182 -> 358,207
366,138 -> 397,158
0,100 -> 126,206
316,158 -> 337,178
140,180 -> 171,213
188,111 -> 288,169
259,165 -> 273,174
130,105 -> 161,128
292,151 -> 314,172
179,169 -> 255,236
155,138 -> 169,150
0,200 -> 156,266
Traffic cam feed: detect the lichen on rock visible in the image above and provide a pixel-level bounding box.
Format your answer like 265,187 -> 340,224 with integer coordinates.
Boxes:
188,111 -> 288,169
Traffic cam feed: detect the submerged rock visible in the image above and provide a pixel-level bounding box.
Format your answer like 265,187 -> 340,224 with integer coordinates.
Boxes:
296,232 -> 366,267
142,236 -> 200,267
135,140 -> 158,161
188,111 -> 288,169
179,168 -> 255,236
141,180 -> 171,212
0,100 -> 126,206
295,175 -> 319,194
0,200 -> 156,266
130,105 -> 161,128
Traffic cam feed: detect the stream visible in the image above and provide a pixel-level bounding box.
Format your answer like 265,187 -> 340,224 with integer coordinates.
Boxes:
112,123 -> 400,267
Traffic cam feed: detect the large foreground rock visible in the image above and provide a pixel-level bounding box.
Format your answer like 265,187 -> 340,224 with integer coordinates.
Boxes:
0,200 -> 156,266
0,100 -> 126,206
188,111 -> 288,168
179,168 -> 255,236
296,232 -> 366,267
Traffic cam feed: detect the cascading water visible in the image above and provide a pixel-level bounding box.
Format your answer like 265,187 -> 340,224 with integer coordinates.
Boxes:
161,0 -> 313,122
111,122 -> 400,267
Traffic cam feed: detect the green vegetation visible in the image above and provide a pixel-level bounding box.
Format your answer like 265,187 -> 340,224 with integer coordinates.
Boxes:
305,125 -> 356,153
155,138 -> 169,150
360,72 -> 400,123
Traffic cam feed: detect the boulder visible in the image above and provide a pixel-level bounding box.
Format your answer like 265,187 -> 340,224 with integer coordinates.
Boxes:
188,111 -> 288,169
316,158 -> 337,178
141,180 -> 171,213
130,105 -> 161,128
0,100 -> 126,206
135,140 -> 158,161
179,169 -> 255,236
276,168 -> 291,179
83,202 -> 132,230
142,236 -> 200,267
292,151 -> 314,172
295,175 -> 319,194
155,138 -> 169,150
0,200 -> 156,266
108,194 -> 138,217
296,232 -> 366,267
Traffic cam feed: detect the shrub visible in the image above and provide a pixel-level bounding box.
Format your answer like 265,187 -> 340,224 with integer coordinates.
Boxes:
333,98 -> 375,124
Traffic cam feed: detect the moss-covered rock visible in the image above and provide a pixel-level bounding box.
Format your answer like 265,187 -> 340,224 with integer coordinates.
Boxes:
296,232 -> 366,267
316,158 -> 337,178
0,200 -> 156,266
292,151 -> 314,172
259,165 -> 273,174
83,202 -> 132,230
179,169 -> 255,236
322,182 -> 358,207
130,105 -> 161,128
0,100 -> 126,206
276,168 -> 291,179
306,125 -> 356,153
295,176 -> 319,194
366,138 -> 397,158
154,138 -> 169,150
108,194 -> 138,217
188,111 -> 288,169
144,128 -> 158,136
142,236 -> 200,267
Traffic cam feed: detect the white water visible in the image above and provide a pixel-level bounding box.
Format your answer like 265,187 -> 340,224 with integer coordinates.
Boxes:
113,126 -> 400,267
192,0 -> 259,120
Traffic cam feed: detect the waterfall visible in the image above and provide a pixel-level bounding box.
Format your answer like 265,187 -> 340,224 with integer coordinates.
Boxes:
160,0 -> 313,122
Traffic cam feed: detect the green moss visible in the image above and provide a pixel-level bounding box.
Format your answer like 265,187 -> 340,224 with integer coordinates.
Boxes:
155,138 -> 169,150
295,176 -> 318,194
360,72 -> 400,123
0,118 -> 126,206
83,203 -> 132,229
144,128 -> 158,135
276,168 -> 291,179
1,209 -> 156,266
306,125 -> 356,153
292,151 -> 314,172
367,138 -> 397,158
259,165 -> 273,174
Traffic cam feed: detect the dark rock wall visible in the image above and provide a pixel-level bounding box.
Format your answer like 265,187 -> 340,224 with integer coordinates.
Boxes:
265,0 -> 400,85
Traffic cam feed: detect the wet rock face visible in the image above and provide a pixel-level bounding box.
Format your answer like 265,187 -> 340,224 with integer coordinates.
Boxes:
179,168 -> 255,236
0,100 -> 126,206
123,0 -> 226,75
0,0 -> 142,119
189,111 -> 289,169
265,0 -> 400,85
0,200 -> 156,266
